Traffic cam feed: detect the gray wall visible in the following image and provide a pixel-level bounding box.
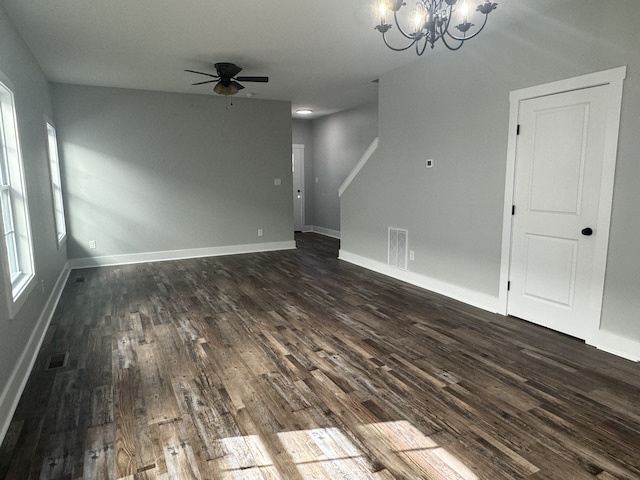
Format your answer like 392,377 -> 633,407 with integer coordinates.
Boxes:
51,84 -> 293,259
311,103 -> 378,233
341,0 -> 640,341
0,5 -> 68,411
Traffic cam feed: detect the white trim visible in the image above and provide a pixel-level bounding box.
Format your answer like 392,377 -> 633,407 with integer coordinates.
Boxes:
499,67 -> 627,343
292,144 -> 305,231
338,137 -> 378,197
43,116 -> 67,247
339,249 -> 498,313
508,67 -> 627,103
0,72 -> 37,320
309,226 -> 341,239
588,331 -> 640,363
67,240 -> 296,269
0,264 -> 70,445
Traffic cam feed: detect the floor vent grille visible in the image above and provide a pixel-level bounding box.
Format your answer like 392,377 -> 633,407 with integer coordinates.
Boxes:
46,352 -> 68,370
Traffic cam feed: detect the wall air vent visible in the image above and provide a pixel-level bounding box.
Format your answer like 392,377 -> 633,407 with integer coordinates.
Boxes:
388,228 -> 408,270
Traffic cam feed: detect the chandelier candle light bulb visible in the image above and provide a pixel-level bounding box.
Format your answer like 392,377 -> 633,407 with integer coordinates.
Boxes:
378,1 -> 387,25
374,0 -> 497,55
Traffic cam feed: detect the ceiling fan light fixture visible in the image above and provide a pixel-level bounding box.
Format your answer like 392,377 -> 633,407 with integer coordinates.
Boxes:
214,82 -> 239,96
187,63 -> 268,96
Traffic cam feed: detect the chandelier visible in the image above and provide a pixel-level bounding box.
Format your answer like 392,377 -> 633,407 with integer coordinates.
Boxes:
375,0 -> 498,55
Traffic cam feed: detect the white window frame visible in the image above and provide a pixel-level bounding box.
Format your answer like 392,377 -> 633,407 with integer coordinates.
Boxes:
44,118 -> 67,245
0,72 -> 35,318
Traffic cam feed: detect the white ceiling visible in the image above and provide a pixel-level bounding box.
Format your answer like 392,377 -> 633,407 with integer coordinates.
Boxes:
0,0 -> 554,118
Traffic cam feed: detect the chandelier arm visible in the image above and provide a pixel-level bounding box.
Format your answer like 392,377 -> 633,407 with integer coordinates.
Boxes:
439,5 -> 454,35
393,9 -> 420,41
415,37 -> 429,55
443,13 -> 490,43
382,32 -> 418,52
439,34 -> 465,51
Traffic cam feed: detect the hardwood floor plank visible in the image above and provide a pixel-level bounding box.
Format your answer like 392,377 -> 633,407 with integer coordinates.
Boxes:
83,424 -> 115,480
151,419 -> 203,480
113,368 -> 137,478
0,421 -> 22,479
39,429 -> 78,480
1,233 -> 639,479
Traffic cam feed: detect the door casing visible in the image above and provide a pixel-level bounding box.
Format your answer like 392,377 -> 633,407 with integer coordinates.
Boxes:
292,144 -> 305,231
498,66 -> 626,344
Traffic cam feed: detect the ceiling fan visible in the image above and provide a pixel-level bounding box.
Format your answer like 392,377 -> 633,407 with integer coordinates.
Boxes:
185,62 -> 269,96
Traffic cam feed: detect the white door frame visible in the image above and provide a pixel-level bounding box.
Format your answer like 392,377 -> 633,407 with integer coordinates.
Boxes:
292,144 -> 305,231
498,66 -> 626,344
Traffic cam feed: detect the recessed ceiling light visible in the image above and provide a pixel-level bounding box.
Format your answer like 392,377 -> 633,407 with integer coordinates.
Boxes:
296,109 -> 313,115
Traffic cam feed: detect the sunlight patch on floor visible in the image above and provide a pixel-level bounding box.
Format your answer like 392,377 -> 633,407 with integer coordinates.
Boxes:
357,420 -> 479,480
210,434 -> 280,479
278,427 -> 376,478
208,422 -> 478,479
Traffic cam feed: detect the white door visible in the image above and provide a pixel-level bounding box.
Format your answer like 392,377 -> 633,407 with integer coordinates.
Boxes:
292,144 -> 305,231
507,85 -> 612,340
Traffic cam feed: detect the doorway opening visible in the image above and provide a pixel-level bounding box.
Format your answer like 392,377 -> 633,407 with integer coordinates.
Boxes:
292,144 -> 305,232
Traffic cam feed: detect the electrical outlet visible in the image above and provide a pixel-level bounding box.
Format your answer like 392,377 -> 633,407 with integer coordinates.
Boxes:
89,240 -> 96,249
258,228 -> 264,237
426,159 -> 434,168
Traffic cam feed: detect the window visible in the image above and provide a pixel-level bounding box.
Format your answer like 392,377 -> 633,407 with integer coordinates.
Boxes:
45,120 -> 66,244
0,75 -> 35,317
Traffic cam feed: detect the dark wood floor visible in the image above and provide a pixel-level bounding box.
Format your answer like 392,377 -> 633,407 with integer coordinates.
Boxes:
1,233 -> 639,479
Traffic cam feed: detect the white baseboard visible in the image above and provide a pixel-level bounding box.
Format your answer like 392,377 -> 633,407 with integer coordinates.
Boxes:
0,265 -> 70,445
338,249 -> 498,313
340,250 -> 639,363
588,330 -> 640,362
68,240 -> 296,269
305,226 -> 341,239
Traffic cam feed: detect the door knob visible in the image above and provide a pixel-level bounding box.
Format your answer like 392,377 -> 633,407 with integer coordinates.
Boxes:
581,227 -> 593,236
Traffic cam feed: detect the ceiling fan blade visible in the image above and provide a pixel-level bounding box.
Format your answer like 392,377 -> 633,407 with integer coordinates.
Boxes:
191,80 -> 217,86
215,62 -> 243,78
235,76 -> 269,83
184,69 -> 219,79
231,81 -> 245,91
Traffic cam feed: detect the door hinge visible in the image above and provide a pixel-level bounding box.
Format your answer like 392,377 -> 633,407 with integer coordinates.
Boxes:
507,281 -> 511,291
516,124 -> 521,135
